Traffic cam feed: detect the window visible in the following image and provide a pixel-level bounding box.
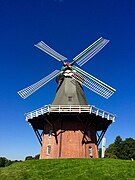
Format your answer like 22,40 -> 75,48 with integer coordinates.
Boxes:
68,96 -> 73,102
47,145 -> 51,155
89,147 -> 92,158
49,130 -> 52,139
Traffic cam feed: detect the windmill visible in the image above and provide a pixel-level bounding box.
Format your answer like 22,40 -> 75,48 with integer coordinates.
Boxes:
18,37 -> 116,158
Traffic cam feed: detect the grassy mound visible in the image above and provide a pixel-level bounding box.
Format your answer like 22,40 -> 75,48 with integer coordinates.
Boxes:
0,158 -> 135,180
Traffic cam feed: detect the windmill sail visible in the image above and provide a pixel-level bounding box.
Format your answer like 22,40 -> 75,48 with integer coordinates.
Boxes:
72,66 -> 116,99
73,37 -> 109,67
35,41 -> 67,63
18,70 -> 60,99
18,37 -> 116,100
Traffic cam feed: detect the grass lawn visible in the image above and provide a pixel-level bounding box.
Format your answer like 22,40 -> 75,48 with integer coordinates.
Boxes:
0,158 -> 135,180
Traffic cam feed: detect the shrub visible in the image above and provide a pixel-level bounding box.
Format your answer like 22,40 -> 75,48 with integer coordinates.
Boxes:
25,156 -> 33,161
0,157 -> 8,167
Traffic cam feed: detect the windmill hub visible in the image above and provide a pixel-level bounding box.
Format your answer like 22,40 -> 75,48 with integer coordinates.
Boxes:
65,62 -> 70,67
63,69 -> 76,77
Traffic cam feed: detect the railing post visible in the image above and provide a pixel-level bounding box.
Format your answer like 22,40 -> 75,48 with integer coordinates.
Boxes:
113,115 -> 115,122
48,105 -> 50,113
79,106 -> 81,113
41,108 -> 43,115
89,106 -> 92,114
30,112 -> 32,119
102,112 -> 105,118
70,105 -> 71,112
36,110 -> 38,117
25,114 -> 28,121
96,109 -> 99,116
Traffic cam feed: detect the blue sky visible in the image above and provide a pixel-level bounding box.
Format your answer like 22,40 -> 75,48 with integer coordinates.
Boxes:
0,0 -> 135,160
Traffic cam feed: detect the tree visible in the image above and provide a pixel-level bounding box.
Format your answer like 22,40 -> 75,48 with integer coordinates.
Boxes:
105,143 -> 118,159
34,154 -> 40,159
105,136 -> 135,160
118,138 -> 135,160
0,157 -> 8,167
25,154 -> 40,160
114,136 -> 122,145
114,136 -> 122,158
5,160 -> 14,167
25,156 -> 33,161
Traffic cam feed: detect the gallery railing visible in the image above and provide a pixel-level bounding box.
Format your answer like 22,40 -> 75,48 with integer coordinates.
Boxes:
25,105 -> 115,122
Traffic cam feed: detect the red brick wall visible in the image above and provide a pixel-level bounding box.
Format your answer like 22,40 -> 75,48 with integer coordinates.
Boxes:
40,118 -> 98,159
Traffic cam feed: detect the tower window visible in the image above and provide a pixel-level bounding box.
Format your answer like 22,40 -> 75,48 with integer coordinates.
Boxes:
47,145 -> 51,155
68,96 -> 73,102
89,147 -> 92,158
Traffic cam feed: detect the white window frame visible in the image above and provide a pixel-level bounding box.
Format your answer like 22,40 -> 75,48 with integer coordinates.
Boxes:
47,145 -> 51,155
89,147 -> 92,157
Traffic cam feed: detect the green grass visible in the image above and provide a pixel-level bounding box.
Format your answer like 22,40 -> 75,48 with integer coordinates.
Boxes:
0,158 -> 135,180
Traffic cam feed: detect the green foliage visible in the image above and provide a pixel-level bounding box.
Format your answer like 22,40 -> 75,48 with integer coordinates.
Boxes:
118,138 -> 135,160
105,136 -> 135,160
0,159 -> 135,180
0,157 -> 8,167
25,156 -> 33,161
25,154 -> 40,160
114,136 -> 122,145
5,160 -> 14,167
0,157 -> 22,167
34,154 -> 40,159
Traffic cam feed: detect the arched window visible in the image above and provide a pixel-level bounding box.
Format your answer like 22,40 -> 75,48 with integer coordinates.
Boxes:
47,145 -> 51,155
89,146 -> 92,158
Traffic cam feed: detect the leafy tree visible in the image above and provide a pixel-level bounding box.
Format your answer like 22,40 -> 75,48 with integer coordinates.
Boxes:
5,160 -> 14,167
114,136 -> 122,145
105,143 -> 118,159
25,154 -> 40,160
0,157 -> 8,167
34,154 -> 40,159
114,136 -> 122,158
0,157 -> 23,167
118,138 -> 135,160
105,136 -> 123,158
25,156 -> 33,161
105,136 -> 135,160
